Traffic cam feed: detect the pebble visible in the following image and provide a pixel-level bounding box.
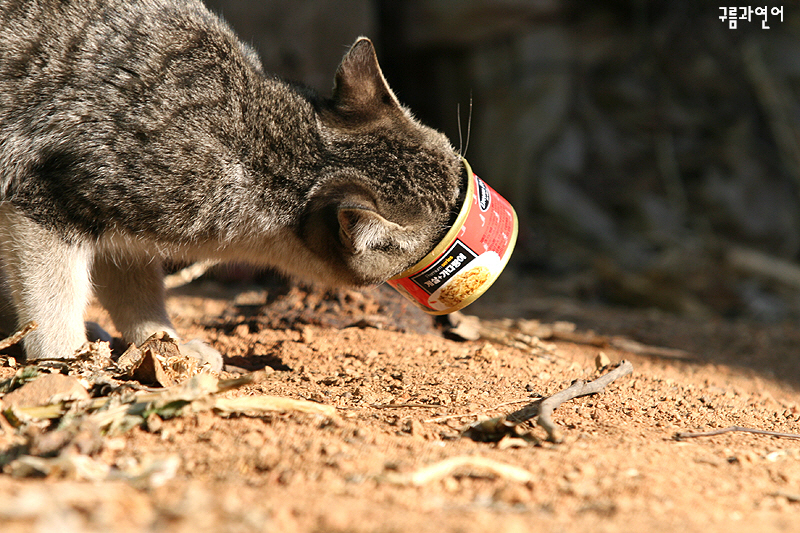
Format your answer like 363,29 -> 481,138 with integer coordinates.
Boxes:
494,483 -> 532,505
474,342 -> 499,361
595,351 -> 611,369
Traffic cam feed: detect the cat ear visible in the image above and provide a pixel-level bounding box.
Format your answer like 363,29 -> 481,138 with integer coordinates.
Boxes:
331,37 -> 402,120
337,206 -> 402,254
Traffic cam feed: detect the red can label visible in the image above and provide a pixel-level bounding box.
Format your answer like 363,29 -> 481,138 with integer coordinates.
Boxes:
387,168 -> 517,314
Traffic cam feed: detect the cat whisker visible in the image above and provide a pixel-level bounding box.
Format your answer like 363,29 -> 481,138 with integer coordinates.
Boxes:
463,94 -> 472,159
455,94 -> 473,158
457,103 -> 463,156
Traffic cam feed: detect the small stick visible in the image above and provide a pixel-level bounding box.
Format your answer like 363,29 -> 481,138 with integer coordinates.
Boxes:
534,360 -> 634,442
675,426 -> 800,441
464,360 -> 634,443
728,246 -> 800,290
0,321 -> 37,351
609,337 -> 691,360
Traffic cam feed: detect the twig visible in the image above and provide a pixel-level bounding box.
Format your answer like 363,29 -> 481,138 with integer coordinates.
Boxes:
728,246 -> 800,290
0,321 -> 37,351
464,360 -> 634,443
384,455 -> 533,486
609,337 -> 691,360
534,360 -> 634,442
674,426 -> 800,441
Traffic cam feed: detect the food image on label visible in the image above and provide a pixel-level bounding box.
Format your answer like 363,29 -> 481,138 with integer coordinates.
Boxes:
426,251 -> 501,311
437,266 -> 490,308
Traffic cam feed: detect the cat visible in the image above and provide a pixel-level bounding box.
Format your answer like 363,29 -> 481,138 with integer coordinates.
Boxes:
0,0 -> 463,371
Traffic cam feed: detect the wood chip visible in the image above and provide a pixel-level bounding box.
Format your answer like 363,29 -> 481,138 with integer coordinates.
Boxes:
133,348 -> 175,388
213,395 -> 336,417
117,332 -> 197,387
385,456 -> 534,486
0,321 -> 37,352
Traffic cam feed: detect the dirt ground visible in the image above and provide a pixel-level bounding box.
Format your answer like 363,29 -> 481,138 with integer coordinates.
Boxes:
1,274 -> 800,533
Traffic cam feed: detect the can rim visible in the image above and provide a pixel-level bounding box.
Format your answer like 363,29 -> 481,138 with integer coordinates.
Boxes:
388,157 -> 476,281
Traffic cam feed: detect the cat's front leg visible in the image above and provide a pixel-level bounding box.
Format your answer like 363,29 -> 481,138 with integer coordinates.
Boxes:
0,205 -> 93,360
92,252 -> 223,371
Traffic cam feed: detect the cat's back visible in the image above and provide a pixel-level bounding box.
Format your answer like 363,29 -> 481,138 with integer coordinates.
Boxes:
0,0 -> 266,166
0,0 -> 271,238
0,0 -> 260,89
1,0 -> 205,67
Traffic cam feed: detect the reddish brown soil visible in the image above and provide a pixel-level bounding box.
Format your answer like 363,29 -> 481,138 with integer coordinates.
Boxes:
1,277 -> 800,533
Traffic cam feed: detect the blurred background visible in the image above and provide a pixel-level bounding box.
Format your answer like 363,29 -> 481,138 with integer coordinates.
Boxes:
203,0 -> 800,326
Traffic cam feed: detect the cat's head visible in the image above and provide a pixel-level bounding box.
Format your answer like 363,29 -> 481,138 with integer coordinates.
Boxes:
302,37 -> 464,286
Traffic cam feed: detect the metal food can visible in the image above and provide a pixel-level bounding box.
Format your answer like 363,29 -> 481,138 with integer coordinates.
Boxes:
387,158 -> 518,314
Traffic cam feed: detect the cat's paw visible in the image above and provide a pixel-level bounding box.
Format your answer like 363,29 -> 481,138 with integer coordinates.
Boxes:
179,339 -> 223,373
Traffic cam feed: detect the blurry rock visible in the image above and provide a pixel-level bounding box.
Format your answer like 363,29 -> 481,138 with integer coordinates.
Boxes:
111,455 -> 181,489
2,374 -> 89,408
474,342 -> 499,362
595,352 -> 611,369
595,258 -> 713,317
436,312 -> 481,341
737,279 -> 788,322
178,339 -> 223,373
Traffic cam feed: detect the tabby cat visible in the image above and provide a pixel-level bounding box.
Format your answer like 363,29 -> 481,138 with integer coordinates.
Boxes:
0,0 -> 463,370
